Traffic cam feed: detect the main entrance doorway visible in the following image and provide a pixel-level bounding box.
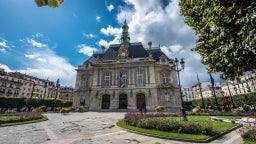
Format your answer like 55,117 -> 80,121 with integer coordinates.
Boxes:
102,94 -> 110,109
136,93 -> 146,109
119,94 -> 127,109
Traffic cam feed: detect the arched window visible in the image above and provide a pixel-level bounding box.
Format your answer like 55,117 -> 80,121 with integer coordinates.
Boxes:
83,78 -> 89,89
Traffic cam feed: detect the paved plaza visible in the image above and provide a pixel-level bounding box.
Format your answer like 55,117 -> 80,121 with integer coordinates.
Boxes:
0,112 -> 245,144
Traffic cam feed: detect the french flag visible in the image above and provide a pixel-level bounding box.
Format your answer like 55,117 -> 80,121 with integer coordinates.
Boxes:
120,83 -> 125,88
33,80 -> 36,87
120,73 -> 125,88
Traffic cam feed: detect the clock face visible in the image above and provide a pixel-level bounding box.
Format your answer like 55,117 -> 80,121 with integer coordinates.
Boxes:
121,52 -> 126,56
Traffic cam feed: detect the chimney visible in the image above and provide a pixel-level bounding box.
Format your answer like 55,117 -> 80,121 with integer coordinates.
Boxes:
148,41 -> 152,50
101,45 -> 105,53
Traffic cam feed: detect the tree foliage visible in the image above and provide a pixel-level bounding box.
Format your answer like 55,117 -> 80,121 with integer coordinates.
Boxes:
34,0 -> 63,8
179,0 -> 256,80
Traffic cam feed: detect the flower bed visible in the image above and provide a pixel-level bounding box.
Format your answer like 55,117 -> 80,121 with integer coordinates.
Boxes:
0,111 -> 47,126
123,112 -> 237,137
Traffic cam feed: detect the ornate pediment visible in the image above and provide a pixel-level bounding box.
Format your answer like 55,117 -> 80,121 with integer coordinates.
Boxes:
159,55 -> 167,64
117,45 -> 129,59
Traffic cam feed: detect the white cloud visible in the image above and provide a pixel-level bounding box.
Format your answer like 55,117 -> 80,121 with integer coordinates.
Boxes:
0,41 -> 8,48
37,57 -> 47,63
106,4 -> 114,12
0,39 -> 9,53
100,25 -> 121,36
82,33 -> 96,38
98,39 -> 110,48
76,44 -> 97,56
27,38 -> 47,48
25,53 -> 40,59
0,64 -> 12,72
15,37 -> 77,87
96,16 -> 101,22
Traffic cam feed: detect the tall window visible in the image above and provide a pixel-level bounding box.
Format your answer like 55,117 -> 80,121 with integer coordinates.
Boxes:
136,70 -> 144,86
162,73 -> 169,84
165,93 -> 170,102
104,72 -> 111,86
80,95 -> 85,105
119,71 -> 128,86
83,78 -> 89,89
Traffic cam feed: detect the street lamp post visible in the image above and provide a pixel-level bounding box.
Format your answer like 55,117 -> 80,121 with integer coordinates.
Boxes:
170,58 -> 187,121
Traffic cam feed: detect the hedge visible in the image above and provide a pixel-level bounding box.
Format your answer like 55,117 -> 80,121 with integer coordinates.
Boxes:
191,92 -> 256,109
0,97 -> 72,110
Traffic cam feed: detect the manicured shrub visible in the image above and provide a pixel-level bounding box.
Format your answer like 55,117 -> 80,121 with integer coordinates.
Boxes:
0,96 -> 72,109
46,107 -> 52,112
60,107 -> 71,114
32,108 -> 42,112
5,109 -> 16,114
54,107 -> 61,112
155,105 -> 165,112
242,129 -> 256,142
124,112 -> 177,126
191,92 -> 256,112
39,106 -> 47,112
124,112 -> 219,136
20,107 -> 28,112
78,106 -> 85,112
0,111 -> 44,124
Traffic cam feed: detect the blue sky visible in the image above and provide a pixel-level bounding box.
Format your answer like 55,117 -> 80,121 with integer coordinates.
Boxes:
0,0 -> 221,87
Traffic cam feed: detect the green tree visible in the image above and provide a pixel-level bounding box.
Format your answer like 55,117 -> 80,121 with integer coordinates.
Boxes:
179,0 -> 256,80
34,0 -> 63,8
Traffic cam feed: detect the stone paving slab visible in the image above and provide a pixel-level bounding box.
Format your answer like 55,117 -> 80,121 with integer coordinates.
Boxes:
0,112 -> 246,144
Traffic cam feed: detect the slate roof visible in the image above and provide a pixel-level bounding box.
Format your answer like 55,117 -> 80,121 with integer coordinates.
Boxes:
86,42 -> 169,63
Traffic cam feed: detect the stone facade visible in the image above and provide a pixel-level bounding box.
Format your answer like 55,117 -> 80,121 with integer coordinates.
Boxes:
59,87 -> 74,100
0,68 -> 68,100
183,72 -> 256,101
73,20 -> 181,112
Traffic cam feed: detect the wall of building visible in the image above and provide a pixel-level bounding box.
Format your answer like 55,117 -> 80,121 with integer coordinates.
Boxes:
0,69 -> 73,100
73,58 -> 181,112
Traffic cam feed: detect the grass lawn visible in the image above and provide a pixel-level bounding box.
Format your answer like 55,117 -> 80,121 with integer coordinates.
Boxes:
0,115 -> 48,127
244,140 -> 255,144
117,115 -> 239,141
215,115 -> 245,119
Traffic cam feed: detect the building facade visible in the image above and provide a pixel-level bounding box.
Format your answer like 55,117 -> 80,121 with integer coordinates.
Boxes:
0,69 -> 68,100
59,87 -> 74,100
182,87 -> 195,101
222,72 -> 256,96
73,20 -> 181,112
182,72 -> 256,101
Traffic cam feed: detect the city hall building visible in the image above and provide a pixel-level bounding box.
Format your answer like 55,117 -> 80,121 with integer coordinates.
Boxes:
73,20 -> 181,112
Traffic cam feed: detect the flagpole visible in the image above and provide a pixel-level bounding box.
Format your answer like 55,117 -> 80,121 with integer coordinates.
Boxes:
30,85 -> 34,99
51,87 -> 54,98
43,79 -> 47,99
55,87 -> 58,100
43,87 -> 46,99
55,79 -> 60,100
196,72 -> 206,111
209,74 -> 219,111
212,85 -> 219,110
30,80 -> 35,99
226,80 -> 236,108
